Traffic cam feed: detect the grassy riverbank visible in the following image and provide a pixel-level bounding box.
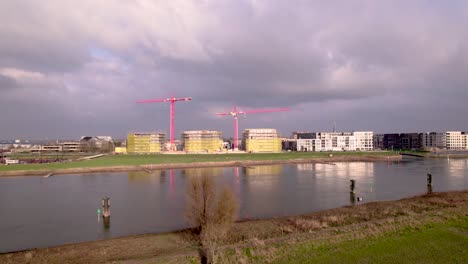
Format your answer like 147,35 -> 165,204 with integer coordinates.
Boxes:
1,190 -> 466,263
270,218 -> 467,264
0,151 -> 398,176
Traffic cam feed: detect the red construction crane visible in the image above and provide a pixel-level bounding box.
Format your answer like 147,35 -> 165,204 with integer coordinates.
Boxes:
216,106 -> 290,150
137,96 -> 192,150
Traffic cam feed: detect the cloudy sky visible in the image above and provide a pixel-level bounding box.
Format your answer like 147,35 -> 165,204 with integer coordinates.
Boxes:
1,0 -> 467,140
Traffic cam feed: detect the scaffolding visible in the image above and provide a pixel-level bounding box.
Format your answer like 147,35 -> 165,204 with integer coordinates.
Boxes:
243,128 -> 282,152
182,130 -> 223,153
126,132 -> 166,153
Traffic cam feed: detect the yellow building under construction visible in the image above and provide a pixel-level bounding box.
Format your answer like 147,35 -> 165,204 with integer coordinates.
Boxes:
127,132 -> 166,153
182,130 -> 223,153
242,128 -> 282,153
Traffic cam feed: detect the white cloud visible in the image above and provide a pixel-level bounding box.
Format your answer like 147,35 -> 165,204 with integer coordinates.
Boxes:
0,68 -> 45,81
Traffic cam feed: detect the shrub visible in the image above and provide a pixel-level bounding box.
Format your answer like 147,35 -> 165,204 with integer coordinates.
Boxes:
185,175 -> 238,263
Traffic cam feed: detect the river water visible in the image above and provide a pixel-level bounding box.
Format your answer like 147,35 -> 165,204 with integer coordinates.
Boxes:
1,158 -> 467,253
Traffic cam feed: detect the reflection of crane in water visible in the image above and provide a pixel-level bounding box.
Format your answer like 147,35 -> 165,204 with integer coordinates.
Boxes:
170,169 -> 175,193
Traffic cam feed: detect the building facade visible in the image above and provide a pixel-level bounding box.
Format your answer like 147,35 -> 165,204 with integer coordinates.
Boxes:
292,131 -> 317,139
445,131 -> 466,150
420,132 -> 446,149
61,141 -> 81,152
353,131 -> 374,151
182,130 -> 223,153
282,138 -> 297,151
243,129 -> 282,152
373,134 -> 384,150
294,131 -> 372,152
400,133 -> 421,150
126,133 -> 165,153
296,139 -> 321,151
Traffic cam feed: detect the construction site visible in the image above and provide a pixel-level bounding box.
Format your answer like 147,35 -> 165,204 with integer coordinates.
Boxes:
130,96 -> 289,154
182,130 -> 224,153
126,133 -> 166,153
242,128 -> 282,153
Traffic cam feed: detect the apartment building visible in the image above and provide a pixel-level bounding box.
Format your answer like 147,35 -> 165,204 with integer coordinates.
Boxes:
243,129 -> 282,152
353,131 -> 374,151
295,131 -> 371,152
445,131 -> 466,150
420,132 -> 446,149
296,139 -> 321,151
182,130 -> 223,153
373,134 -> 384,150
127,133 -> 165,153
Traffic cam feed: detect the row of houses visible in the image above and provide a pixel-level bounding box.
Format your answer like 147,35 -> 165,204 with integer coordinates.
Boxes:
374,131 -> 468,151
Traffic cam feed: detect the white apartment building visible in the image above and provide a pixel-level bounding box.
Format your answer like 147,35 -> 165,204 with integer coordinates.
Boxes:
446,131 -> 467,150
296,131 -> 370,152
296,139 -> 321,152
464,134 -> 468,150
353,131 -> 374,151
320,133 -> 356,151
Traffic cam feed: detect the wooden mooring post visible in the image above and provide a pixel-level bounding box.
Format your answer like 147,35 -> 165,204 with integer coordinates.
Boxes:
102,197 -> 111,218
101,197 -> 111,228
427,173 -> 433,194
350,179 -> 356,206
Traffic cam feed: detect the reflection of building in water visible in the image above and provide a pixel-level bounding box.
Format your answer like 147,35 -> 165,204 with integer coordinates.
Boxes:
312,162 -> 375,179
446,159 -> 468,178
244,165 -> 282,176
297,163 -> 315,171
296,162 -> 374,178
128,170 -> 166,183
183,167 -> 224,177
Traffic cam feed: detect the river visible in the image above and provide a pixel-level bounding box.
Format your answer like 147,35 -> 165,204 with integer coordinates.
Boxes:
0,158 -> 467,253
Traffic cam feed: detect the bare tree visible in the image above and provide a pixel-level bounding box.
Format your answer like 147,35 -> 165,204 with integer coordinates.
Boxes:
186,175 -> 216,231
186,175 -> 238,264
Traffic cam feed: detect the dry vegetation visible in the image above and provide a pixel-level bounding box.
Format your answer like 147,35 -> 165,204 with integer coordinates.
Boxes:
185,175 -> 238,264
1,190 -> 466,264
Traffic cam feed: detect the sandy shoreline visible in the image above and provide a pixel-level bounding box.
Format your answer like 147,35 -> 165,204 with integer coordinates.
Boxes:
0,155 -> 400,177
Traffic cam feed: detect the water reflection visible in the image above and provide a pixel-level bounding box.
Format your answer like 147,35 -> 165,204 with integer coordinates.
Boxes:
446,159 -> 468,178
128,171 -> 166,183
296,162 -> 376,205
0,159 -> 467,253
296,163 -> 315,171
445,159 -> 468,190
182,167 -> 224,177
312,162 -> 374,179
103,217 -> 110,229
244,165 -> 282,176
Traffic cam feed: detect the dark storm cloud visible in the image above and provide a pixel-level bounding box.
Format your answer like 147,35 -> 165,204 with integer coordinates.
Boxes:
0,1 -> 90,73
0,0 -> 467,139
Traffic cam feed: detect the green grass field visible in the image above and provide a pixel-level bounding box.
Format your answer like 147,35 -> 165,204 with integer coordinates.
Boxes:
273,218 -> 468,264
0,151 -> 397,172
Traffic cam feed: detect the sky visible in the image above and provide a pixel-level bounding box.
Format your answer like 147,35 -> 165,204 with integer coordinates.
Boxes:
1,0 -> 467,140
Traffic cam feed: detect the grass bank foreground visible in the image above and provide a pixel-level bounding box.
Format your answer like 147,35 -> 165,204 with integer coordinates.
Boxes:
1,190 -> 466,263
0,151 -> 399,176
